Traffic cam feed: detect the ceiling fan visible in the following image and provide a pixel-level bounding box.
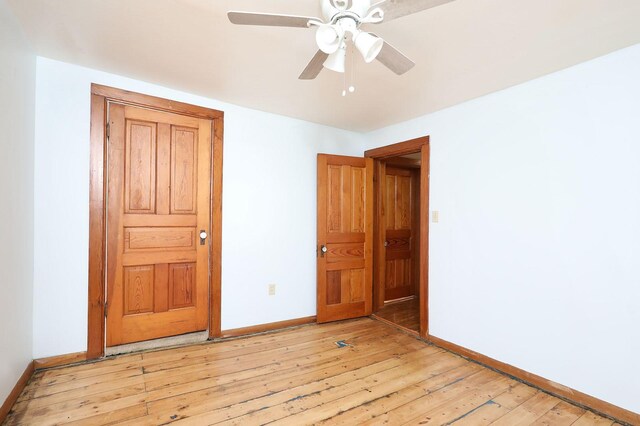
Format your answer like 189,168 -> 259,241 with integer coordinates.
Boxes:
228,0 -> 454,80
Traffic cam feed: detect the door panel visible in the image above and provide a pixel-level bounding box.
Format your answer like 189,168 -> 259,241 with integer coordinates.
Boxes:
123,266 -> 154,315
317,154 -> 373,323
171,126 -> 198,214
384,166 -> 416,301
106,103 -> 211,346
124,120 -> 156,213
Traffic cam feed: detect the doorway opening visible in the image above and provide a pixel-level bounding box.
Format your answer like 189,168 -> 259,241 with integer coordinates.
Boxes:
315,137 -> 429,336
365,137 -> 430,338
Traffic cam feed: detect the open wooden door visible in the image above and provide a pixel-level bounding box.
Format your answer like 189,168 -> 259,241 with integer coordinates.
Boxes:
317,154 -> 373,323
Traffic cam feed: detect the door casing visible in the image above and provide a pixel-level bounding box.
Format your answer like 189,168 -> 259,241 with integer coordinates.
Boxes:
87,84 -> 224,359
365,137 -> 430,339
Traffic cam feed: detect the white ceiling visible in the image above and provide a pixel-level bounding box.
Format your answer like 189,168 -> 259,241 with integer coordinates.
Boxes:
8,0 -> 640,132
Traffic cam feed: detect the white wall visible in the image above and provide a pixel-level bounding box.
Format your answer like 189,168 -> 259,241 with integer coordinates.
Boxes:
33,58 -> 364,358
0,0 -> 35,405
366,44 -> 640,413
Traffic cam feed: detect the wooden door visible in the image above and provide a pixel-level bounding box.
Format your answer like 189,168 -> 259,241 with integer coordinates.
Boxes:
317,154 -> 373,323
383,166 -> 418,301
106,104 -> 211,346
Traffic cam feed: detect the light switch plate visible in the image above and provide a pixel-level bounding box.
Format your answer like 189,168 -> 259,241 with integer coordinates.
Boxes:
268,284 -> 276,296
432,210 -> 440,223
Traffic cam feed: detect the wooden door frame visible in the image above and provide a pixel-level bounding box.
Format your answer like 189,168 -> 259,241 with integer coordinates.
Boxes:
365,136 -> 430,339
87,84 -> 224,359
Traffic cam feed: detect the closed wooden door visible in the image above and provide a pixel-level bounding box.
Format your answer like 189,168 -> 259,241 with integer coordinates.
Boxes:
383,166 -> 418,301
317,154 -> 373,323
106,104 -> 211,346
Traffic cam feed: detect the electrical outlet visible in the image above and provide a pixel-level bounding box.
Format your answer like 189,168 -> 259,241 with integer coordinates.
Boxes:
268,284 -> 276,296
432,210 -> 440,223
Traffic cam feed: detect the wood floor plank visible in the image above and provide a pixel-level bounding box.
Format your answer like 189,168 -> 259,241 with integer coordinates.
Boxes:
143,321 -> 370,370
3,318 -> 622,426
572,411 -> 616,426
268,360 -> 467,424
112,340 -> 429,424
136,339 -> 433,424
143,322 -> 389,388
35,358 -> 144,388
357,369 -> 505,425
137,319 -> 369,375
6,383 -> 145,421
19,366 -> 143,401
489,392 -> 563,425
11,375 -> 145,415
530,400 -> 585,425
5,393 -> 146,426
64,403 -> 148,425
410,375 -> 518,425
219,349 -> 461,425
143,327 -> 410,402
449,382 -> 539,425
318,362 -> 481,425
368,372 -> 514,425
142,318 -> 370,369
34,353 -> 142,379
18,354 -> 144,402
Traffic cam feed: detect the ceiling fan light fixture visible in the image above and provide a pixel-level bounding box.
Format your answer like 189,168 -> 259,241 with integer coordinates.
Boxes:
354,31 -> 383,63
323,43 -> 347,73
316,24 -> 344,54
228,0 -> 428,81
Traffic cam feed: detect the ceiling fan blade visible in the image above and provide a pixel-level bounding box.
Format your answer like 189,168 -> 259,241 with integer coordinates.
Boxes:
228,11 -> 322,28
371,0 -> 454,22
375,38 -> 416,75
299,50 -> 330,80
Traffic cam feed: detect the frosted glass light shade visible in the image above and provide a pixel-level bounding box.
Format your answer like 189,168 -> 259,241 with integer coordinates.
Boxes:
316,25 -> 343,54
323,45 -> 346,73
354,31 -> 383,63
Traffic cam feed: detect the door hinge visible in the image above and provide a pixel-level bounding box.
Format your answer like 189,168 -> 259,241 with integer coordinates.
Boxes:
106,122 -> 110,139
104,301 -> 109,318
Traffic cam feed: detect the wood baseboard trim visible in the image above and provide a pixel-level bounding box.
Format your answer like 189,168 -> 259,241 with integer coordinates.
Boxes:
383,295 -> 416,306
428,334 -> 639,425
220,316 -> 317,338
34,351 -> 88,370
0,361 -> 34,422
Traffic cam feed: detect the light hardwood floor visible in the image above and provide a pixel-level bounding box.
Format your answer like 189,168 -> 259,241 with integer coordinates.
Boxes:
4,318 -> 621,425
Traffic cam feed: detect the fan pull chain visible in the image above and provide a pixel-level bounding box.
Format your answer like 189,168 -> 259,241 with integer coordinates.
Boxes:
342,66 -> 347,97
349,44 -> 356,93
342,44 -> 348,96
342,44 -> 356,97
342,45 -> 352,97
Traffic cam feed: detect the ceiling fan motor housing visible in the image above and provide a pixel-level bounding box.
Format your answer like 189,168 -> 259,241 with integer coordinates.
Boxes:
322,0 -> 372,21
